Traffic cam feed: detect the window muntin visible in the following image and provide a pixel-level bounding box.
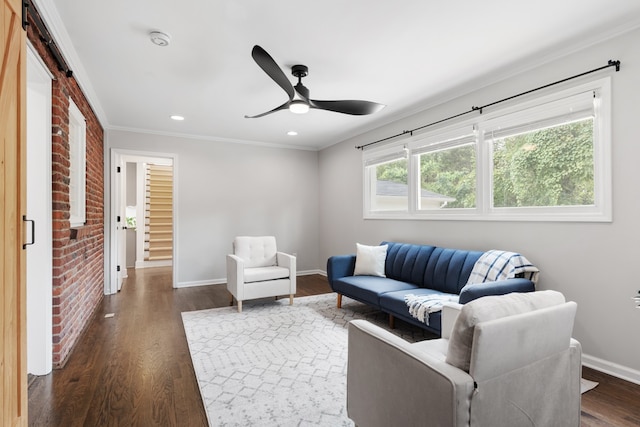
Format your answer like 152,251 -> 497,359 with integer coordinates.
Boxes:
362,77 -> 611,222
68,98 -> 86,227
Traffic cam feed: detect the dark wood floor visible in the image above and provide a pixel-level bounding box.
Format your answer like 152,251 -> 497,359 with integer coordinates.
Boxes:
28,267 -> 640,426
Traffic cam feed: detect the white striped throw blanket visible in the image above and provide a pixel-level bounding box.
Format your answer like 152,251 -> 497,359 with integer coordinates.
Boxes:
466,250 -> 539,285
404,293 -> 459,325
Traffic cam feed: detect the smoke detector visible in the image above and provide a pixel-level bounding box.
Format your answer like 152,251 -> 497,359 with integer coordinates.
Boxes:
149,31 -> 171,47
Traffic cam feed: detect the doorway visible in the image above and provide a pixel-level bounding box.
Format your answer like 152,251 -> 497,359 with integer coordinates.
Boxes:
109,149 -> 176,294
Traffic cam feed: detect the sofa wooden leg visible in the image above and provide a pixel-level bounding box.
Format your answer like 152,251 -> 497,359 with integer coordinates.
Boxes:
389,315 -> 395,329
237,300 -> 242,313
229,294 -> 234,306
337,294 -> 342,309
289,294 -> 294,305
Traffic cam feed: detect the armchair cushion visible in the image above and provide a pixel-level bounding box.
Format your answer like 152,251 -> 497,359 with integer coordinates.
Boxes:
243,266 -> 290,283
446,290 -> 566,372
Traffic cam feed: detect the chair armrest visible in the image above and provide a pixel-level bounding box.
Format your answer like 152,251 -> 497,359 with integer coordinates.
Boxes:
276,252 -> 295,270
458,278 -> 535,304
348,320 -> 474,427
326,255 -> 356,289
441,302 -> 463,339
277,252 -> 296,293
226,254 -> 244,299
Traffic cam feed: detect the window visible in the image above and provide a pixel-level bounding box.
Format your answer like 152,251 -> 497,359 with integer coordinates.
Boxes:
364,150 -> 408,213
68,98 -> 86,227
491,118 -> 594,208
363,77 -> 611,222
416,134 -> 476,210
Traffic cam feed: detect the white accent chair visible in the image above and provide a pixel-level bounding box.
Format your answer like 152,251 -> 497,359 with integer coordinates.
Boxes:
347,291 -> 582,427
226,236 -> 296,312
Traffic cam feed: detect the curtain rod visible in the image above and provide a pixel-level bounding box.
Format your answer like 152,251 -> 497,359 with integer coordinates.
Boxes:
356,59 -> 621,150
23,0 -> 74,78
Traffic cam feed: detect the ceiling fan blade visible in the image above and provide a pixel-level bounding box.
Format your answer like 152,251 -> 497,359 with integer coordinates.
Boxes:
244,100 -> 291,119
310,99 -> 385,115
251,45 -> 294,101
294,83 -> 310,101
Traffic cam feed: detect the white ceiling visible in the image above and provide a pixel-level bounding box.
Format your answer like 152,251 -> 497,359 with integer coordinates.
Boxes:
40,0 -> 640,150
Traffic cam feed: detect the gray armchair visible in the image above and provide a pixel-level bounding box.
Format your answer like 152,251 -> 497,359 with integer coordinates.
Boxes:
347,291 -> 581,427
226,236 -> 296,312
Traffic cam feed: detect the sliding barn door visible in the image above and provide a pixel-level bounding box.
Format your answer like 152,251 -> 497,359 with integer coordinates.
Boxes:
1,0 -> 28,425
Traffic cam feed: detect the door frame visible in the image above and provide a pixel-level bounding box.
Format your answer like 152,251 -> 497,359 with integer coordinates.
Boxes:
107,148 -> 177,294
26,41 -> 53,375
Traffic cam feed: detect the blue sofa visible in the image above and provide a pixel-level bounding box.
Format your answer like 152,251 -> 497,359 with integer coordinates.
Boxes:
326,241 -> 536,335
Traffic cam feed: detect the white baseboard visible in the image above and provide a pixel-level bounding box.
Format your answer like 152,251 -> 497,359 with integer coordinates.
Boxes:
135,259 -> 172,269
582,353 -> 640,385
298,269 -> 326,276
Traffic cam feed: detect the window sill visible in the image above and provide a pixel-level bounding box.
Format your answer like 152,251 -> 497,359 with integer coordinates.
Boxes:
70,226 -> 89,240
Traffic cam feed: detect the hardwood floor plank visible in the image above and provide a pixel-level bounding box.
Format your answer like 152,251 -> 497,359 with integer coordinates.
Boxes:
28,267 -> 640,426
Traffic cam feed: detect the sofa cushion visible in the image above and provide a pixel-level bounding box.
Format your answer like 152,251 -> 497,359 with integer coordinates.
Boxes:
244,266 -> 290,283
354,243 -> 388,277
333,276 -> 418,306
446,290 -> 566,372
382,242 -> 482,293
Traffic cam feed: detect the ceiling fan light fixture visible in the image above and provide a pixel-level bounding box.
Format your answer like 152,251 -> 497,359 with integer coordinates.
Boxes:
289,100 -> 309,114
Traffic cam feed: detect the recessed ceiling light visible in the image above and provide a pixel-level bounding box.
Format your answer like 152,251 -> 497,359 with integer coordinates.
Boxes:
170,115 -> 184,121
287,131 -> 298,136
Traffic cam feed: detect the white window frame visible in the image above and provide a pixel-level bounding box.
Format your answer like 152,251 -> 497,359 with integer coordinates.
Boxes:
411,127 -> 479,215
362,77 -> 612,222
363,145 -> 410,217
68,97 -> 86,227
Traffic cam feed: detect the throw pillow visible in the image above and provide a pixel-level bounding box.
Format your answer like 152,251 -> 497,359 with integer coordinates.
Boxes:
445,290 -> 566,372
353,243 -> 388,277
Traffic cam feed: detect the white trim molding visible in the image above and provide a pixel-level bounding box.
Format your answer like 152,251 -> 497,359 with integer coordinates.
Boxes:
582,353 -> 640,386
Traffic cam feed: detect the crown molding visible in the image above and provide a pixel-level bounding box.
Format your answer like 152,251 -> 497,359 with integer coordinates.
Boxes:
106,126 -> 320,152
30,0 -> 110,128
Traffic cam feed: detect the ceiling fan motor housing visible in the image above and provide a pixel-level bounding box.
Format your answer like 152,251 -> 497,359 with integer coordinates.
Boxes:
291,64 -> 308,78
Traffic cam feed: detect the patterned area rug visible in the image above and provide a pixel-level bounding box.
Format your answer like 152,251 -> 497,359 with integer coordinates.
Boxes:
181,293 -> 435,426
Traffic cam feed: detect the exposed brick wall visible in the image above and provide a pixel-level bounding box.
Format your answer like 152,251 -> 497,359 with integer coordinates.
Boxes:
27,11 -> 105,368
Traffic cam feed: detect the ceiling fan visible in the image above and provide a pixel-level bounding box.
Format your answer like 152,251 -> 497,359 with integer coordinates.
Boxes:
245,45 -> 385,118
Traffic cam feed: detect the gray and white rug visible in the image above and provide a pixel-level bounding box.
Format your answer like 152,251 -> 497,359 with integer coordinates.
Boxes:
181,294 -> 434,426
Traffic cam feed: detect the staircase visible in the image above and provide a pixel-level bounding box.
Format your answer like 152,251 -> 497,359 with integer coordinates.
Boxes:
144,164 -> 173,262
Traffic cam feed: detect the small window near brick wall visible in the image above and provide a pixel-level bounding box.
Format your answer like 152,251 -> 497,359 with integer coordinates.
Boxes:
68,97 -> 86,227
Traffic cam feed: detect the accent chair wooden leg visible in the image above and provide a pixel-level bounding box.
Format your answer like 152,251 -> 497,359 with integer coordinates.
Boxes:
229,294 -> 234,306
389,315 -> 395,329
289,294 -> 294,305
237,300 -> 242,313
337,293 -> 342,309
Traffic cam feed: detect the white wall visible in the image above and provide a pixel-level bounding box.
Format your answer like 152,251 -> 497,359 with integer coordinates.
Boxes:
319,28 -> 640,381
107,130 -> 320,286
